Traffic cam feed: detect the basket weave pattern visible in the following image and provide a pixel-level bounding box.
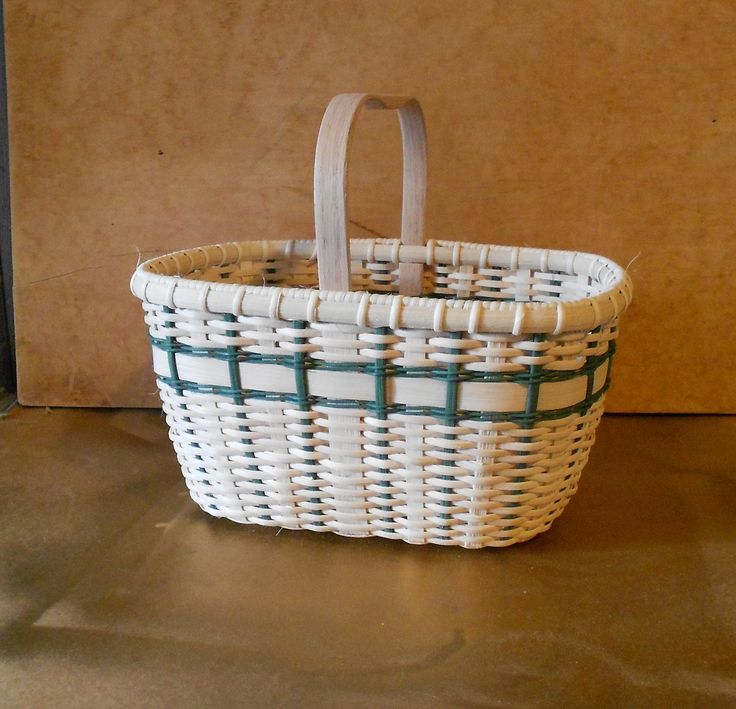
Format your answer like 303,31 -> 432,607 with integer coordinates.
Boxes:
133,237 -> 629,548
133,93 -> 631,548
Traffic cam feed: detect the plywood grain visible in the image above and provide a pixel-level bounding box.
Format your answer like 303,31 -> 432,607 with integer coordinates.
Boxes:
6,0 -> 736,411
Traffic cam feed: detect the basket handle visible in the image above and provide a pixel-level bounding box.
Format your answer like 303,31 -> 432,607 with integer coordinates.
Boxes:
314,93 -> 427,295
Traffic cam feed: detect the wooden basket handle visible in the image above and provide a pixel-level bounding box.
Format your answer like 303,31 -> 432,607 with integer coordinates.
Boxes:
314,93 -> 427,295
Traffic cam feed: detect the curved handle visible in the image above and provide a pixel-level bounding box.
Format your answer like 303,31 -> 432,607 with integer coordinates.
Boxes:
314,93 -> 426,295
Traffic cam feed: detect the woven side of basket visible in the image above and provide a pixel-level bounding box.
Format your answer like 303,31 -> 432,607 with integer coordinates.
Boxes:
142,292 -> 614,547
132,237 -> 628,548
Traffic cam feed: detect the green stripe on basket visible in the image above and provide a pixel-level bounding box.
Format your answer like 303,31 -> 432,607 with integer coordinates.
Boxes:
293,320 -> 324,526
371,327 -> 393,525
585,326 -> 601,402
605,328 -> 617,388
161,307 -> 181,388
524,333 -> 545,418
149,335 -> 613,386
439,332 -> 463,539
154,374 -> 611,426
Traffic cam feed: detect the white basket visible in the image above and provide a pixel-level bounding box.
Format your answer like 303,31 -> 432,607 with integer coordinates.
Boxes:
131,94 -> 632,548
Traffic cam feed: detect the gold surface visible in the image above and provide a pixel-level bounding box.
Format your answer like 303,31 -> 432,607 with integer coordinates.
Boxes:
6,1 -> 736,411
1,406 -> 735,706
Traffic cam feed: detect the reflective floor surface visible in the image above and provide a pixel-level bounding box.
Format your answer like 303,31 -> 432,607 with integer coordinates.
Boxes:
2,407 -> 735,707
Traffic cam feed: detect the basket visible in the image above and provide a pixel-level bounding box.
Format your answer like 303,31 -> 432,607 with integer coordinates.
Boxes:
131,93 -> 632,548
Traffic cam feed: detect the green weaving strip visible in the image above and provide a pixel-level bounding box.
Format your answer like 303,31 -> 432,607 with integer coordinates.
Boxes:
155,374 -> 610,427
370,327 -> 393,524
153,320 -> 613,429
149,335 -> 612,386
439,332 -> 462,538
293,320 -> 323,525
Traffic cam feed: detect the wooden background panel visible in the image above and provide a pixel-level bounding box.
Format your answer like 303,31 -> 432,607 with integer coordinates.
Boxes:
6,0 -> 736,411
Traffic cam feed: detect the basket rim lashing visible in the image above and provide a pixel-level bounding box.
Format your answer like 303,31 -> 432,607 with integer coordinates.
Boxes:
131,92 -> 632,548
131,238 -> 632,336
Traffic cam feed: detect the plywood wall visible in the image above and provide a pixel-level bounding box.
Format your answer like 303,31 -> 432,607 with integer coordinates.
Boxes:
6,0 -> 736,411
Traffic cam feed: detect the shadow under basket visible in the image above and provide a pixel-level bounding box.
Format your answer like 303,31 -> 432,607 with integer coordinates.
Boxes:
130,94 -> 632,548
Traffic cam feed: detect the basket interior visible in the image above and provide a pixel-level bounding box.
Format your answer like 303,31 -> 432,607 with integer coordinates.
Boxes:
180,239 -> 608,304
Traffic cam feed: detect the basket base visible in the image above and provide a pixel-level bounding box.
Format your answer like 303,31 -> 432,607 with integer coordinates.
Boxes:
191,497 -> 573,549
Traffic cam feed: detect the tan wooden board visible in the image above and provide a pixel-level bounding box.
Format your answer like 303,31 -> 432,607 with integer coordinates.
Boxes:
7,0 -> 736,411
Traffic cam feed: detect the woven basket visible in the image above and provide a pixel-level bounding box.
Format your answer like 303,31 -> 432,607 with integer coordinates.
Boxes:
131,93 -> 632,548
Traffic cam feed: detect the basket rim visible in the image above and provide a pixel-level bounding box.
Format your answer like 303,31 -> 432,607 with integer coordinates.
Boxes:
130,238 -> 632,335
